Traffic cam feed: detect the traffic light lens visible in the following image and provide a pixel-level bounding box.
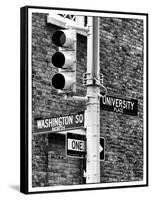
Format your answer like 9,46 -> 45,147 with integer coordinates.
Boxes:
52,73 -> 65,89
52,30 -> 66,47
52,52 -> 65,68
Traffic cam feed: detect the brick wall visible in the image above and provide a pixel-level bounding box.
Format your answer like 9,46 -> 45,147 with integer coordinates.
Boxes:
32,134 -> 48,187
100,17 -> 143,182
32,13 -> 86,187
32,13 -> 144,187
48,134 -> 83,186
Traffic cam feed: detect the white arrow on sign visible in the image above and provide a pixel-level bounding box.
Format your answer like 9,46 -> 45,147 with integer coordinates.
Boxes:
83,170 -> 87,178
100,145 -> 103,153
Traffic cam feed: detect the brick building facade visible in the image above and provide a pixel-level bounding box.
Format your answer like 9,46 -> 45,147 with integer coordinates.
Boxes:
32,12 -> 143,187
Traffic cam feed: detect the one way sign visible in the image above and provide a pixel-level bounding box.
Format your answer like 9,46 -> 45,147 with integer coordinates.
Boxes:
100,137 -> 105,161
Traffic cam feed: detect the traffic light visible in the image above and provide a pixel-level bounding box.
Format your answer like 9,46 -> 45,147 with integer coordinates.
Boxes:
51,29 -> 77,93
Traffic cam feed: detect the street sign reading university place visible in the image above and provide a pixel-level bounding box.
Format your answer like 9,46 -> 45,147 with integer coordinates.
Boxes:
100,95 -> 138,116
34,112 -> 84,133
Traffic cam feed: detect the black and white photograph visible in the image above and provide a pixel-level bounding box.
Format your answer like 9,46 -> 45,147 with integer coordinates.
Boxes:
20,6 -> 148,194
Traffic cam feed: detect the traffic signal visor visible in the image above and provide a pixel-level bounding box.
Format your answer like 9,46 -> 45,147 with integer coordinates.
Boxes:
52,72 -> 75,90
52,51 -> 75,69
52,30 -> 76,47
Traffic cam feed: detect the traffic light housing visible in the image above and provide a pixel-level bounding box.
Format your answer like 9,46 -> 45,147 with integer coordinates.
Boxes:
51,29 -> 77,93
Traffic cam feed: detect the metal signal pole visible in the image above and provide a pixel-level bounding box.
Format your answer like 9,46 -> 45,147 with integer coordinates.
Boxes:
59,16 -> 101,183
85,17 -> 100,183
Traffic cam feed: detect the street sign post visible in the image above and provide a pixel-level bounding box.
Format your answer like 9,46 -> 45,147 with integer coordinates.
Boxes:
66,132 -> 86,158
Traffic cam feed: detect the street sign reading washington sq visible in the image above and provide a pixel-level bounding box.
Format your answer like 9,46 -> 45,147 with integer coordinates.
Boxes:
34,112 -> 84,134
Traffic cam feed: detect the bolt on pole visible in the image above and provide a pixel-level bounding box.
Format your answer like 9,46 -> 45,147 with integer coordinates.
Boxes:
85,16 -> 100,183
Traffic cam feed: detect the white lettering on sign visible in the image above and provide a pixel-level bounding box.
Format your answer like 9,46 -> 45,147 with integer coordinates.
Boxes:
68,139 -> 85,152
101,96 -> 135,114
113,107 -> 123,113
36,113 -> 85,132
75,114 -> 83,124
37,115 -> 74,129
52,125 -> 65,132
102,96 -> 135,110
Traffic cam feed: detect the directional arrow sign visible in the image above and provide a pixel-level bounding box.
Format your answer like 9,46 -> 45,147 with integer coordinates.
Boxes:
100,137 -> 105,161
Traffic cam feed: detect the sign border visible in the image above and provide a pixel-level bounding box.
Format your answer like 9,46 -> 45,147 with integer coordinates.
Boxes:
66,132 -> 86,159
